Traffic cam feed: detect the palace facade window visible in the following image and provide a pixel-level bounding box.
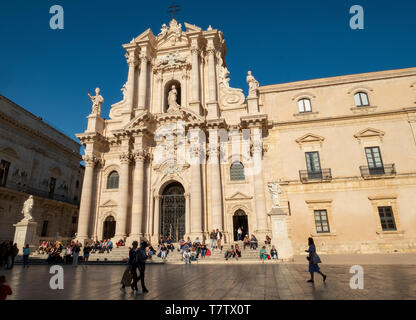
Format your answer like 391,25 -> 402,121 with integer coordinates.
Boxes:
305,152 -> 322,177
314,210 -> 330,233
107,171 -> 120,189
354,92 -> 370,107
230,162 -> 245,181
0,160 -> 11,187
378,206 -> 397,231
365,147 -> 384,174
298,98 -> 312,113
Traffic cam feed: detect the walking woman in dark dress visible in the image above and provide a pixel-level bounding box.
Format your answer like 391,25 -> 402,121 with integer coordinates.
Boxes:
306,237 -> 327,283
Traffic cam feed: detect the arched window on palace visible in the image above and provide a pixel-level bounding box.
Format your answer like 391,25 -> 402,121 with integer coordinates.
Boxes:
298,98 -> 312,113
354,92 -> 370,107
107,171 -> 119,190
230,162 -> 245,181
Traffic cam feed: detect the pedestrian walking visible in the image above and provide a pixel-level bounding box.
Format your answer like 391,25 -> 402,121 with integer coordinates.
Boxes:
83,243 -> 91,267
23,244 -> 30,268
72,243 -> 80,267
0,275 -> 12,300
136,241 -> 149,294
306,237 -> 327,283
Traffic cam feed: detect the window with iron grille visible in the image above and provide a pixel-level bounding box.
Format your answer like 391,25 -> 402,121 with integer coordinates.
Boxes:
314,210 -> 330,233
378,206 -> 397,231
298,98 -> 312,113
107,171 -> 119,189
230,162 -> 245,181
354,92 -> 370,107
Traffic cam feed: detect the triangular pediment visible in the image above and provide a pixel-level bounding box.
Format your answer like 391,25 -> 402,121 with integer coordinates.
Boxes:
184,22 -> 202,32
100,200 -> 118,207
124,110 -> 153,131
226,192 -> 253,201
354,128 -> 385,139
156,34 -> 189,50
133,28 -> 156,44
295,133 -> 325,144
0,147 -> 19,159
156,107 -> 204,124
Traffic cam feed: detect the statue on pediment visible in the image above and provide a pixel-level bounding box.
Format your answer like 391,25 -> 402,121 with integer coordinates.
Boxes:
88,88 -> 104,116
159,24 -> 168,37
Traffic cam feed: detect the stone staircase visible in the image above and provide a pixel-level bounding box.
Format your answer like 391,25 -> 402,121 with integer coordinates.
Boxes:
16,242 -> 279,265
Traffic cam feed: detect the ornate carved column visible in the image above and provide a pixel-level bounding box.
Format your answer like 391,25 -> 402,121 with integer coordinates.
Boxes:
115,152 -> 131,239
209,139 -> 223,231
76,155 -> 97,241
126,50 -> 138,112
252,141 -> 269,234
129,151 -> 147,240
190,145 -> 203,236
191,47 -> 201,103
138,51 -> 149,110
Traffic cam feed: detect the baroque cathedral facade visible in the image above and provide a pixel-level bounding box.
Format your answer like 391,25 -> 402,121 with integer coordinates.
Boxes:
76,19 -> 416,256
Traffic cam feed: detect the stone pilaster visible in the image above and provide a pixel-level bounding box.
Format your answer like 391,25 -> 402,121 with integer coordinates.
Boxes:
191,46 -> 201,103
206,46 -> 220,119
152,195 -> 161,244
76,155 -> 97,242
138,51 -> 148,110
252,141 -> 269,237
115,152 -> 131,239
126,49 -> 138,112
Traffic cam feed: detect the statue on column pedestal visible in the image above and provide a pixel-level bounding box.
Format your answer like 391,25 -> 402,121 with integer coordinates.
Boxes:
247,71 -> 259,97
268,182 -> 282,209
88,88 -> 104,116
21,195 -> 35,222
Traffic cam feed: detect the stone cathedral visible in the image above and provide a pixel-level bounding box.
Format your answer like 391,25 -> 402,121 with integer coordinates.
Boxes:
76,19 -> 416,256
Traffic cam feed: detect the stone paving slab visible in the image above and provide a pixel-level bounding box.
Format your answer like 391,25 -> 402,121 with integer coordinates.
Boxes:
1,263 -> 416,300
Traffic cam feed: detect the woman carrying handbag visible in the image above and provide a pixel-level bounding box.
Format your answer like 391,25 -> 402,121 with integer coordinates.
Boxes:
306,237 -> 327,283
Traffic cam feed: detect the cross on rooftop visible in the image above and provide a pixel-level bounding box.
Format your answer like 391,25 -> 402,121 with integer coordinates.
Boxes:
167,1 -> 181,20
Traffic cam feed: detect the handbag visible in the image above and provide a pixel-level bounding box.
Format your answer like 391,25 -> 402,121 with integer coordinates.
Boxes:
206,249 -> 211,256
313,253 -> 322,264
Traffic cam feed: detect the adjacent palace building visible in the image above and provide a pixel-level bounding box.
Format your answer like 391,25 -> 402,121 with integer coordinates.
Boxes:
75,20 -> 416,256
0,95 -> 84,245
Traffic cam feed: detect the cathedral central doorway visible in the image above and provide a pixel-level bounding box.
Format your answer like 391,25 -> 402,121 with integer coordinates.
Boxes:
160,182 -> 185,242
233,210 -> 249,241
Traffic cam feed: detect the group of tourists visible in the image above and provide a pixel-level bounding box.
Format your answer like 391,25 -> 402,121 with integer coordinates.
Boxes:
89,239 -> 114,254
38,241 -> 64,255
0,242 -> 19,270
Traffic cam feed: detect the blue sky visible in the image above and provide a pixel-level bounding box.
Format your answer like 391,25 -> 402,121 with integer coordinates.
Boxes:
0,0 -> 415,142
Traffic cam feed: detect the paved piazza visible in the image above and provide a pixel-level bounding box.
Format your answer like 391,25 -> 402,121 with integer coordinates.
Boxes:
3,263 -> 416,300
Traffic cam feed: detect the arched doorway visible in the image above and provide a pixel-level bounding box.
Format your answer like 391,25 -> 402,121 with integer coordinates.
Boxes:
103,216 -> 116,240
160,182 -> 185,242
233,210 -> 249,241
